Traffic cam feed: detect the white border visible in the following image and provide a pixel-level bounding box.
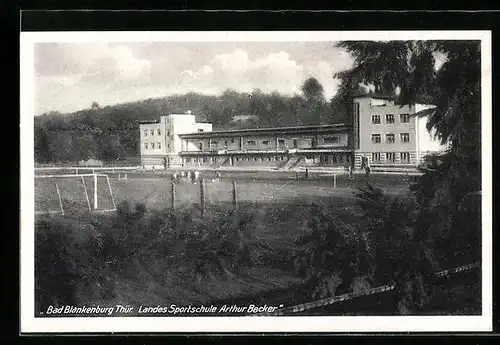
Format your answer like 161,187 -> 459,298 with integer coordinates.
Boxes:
20,30 -> 492,333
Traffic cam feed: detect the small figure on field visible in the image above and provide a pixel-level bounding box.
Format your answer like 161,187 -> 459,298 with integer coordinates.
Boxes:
193,170 -> 200,184
348,165 -> 353,179
365,165 -> 371,179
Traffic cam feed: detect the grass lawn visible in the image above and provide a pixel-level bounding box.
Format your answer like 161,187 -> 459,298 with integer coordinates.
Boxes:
35,170 -> 412,214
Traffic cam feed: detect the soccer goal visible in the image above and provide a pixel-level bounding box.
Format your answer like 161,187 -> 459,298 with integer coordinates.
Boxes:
34,173 -> 116,215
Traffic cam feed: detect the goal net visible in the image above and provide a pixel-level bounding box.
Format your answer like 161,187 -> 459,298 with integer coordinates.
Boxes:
34,173 -> 116,215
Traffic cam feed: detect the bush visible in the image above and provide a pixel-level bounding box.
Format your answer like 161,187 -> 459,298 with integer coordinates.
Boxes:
35,216 -> 116,312
293,202 -> 372,299
35,201 -> 268,312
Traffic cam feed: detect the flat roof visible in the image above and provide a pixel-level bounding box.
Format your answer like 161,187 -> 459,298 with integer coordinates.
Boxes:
353,92 -> 397,100
179,123 -> 351,139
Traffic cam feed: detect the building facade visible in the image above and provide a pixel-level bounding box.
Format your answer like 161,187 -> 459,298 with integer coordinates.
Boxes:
353,95 -> 446,169
178,124 -> 353,169
139,112 -> 212,168
139,95 -> 446,170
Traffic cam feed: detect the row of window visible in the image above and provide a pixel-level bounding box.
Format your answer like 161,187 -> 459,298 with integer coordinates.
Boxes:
144,129 -> 170,137
144,129 -> 161,137
371,133 -> 410,144
371,152 -> 411,163
185,155 -> 350,164
185,156 -> 289,163
207,136 -> 339,148
144,142 -> 166,150
372,113 -> 410,124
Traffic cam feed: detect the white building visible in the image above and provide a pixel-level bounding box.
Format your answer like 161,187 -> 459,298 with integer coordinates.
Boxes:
139,112 -> 212,168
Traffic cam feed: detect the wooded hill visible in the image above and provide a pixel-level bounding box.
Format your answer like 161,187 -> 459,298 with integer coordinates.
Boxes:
35,78 -> 350,164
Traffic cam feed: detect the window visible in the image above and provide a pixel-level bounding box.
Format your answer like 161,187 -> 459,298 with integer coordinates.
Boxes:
371,134 -> 381,143
386,152 -> 396,162
203,157 -> 208,163
224,140 -> 228,147
231,138 -> 235,143
198,129 -> 204,132
167,131 -> 170,136
324,136 -> 340,144
247,140 -> 256,146
157,129 -> 161,135
157,142 -> 161,149
278,139 -> 286,145
292,139 -> 298,148
211,141 -> 218,146
144,130 -> 148,137
199,142 -> 203,150
372,153 -> 381,163
372,115 -> 381,124
400,133 -> 410,143
400,152 -> 411,162
254,157 -> 257,161
151,143 -> 155,149
262,140 -> 270,145
150,129 -> 155,136
144,143 -> 149,149
400,113 -> 410,123
386,134 -> 395,143
386,114 -> 395,124
186,157 -> 191,163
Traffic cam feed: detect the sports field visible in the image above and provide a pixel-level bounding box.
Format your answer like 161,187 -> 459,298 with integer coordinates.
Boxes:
34,169 -> 414,215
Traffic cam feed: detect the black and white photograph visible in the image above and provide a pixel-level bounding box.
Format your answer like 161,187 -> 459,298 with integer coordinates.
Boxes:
20,30 -> 492,333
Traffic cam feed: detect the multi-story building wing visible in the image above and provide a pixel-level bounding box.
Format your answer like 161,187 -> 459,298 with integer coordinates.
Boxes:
352,94 -> 446,169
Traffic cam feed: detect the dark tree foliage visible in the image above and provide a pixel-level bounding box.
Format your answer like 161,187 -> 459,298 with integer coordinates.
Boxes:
297,40 -> 482,313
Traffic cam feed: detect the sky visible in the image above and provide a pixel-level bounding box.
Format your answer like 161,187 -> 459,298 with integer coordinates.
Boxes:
34,41 -> 354,115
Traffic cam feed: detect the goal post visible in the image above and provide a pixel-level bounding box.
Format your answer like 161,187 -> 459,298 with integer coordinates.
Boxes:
35,173 -> 117,215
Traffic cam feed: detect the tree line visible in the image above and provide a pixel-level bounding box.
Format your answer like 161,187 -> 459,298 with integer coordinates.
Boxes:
34,78 -> 350,164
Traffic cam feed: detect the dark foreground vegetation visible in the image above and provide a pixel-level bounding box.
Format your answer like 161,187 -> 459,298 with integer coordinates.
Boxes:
35,178 -> 481,316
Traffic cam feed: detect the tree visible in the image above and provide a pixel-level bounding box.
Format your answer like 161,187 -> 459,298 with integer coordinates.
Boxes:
301,77 -> 325,102
329,76 -> 367,124
91,102 -> 100,110
300,78 -> 328,125
336,40 -> 481,213
291,40 -> 483,313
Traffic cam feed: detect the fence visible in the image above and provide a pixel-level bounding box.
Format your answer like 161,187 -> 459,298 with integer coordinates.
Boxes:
253,262 -> 481,316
